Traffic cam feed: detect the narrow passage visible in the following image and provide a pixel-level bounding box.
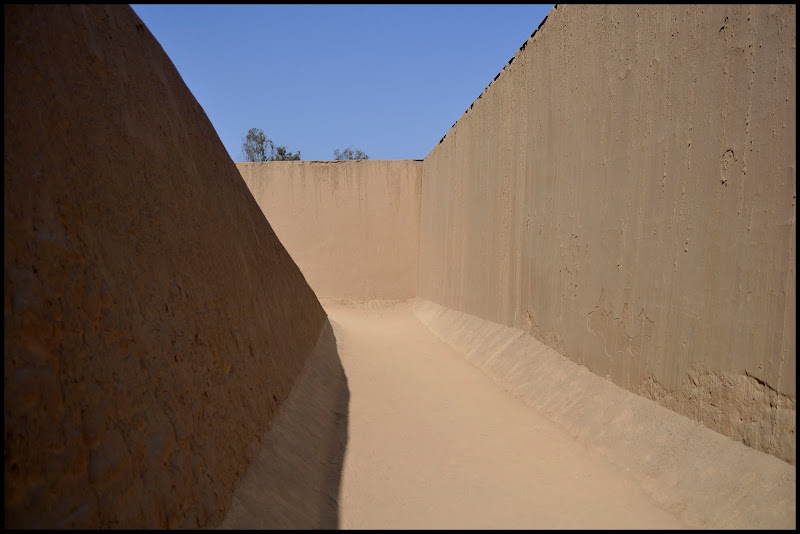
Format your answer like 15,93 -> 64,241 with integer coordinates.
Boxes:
328,301 -> 685,529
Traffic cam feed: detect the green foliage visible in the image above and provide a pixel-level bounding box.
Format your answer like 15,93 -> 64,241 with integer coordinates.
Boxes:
272,146 -> 301,161
240,127 -> 270,162
240,127 -> 300,162
333,146 -> 369,160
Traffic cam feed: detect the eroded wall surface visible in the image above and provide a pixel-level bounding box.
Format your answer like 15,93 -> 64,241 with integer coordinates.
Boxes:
418,4 -> 796,463
238,161 -> 422,300
413,298 -> 796,529
4,5 -> 326,528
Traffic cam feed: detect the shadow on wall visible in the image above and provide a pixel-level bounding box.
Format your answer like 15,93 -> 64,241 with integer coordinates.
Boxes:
4,4 -> 329,528
219,320 -> 350,529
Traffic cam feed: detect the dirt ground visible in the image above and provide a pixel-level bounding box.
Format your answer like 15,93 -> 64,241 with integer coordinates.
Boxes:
222,300 -> 717,529
329,301 -> 687,529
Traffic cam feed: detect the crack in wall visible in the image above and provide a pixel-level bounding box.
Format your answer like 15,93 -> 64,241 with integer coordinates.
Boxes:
586,289 -> 654,364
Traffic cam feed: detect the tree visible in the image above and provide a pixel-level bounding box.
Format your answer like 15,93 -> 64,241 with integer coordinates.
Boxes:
272,145 -> 301,161
333,146 -> 369,160
240,127 -> 300,162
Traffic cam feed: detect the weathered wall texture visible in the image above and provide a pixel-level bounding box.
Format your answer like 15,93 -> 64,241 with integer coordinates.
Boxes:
237,160 -> 422,301
4,4 -> 326,528
413,299 -> 796,529
418,5 -> 796,463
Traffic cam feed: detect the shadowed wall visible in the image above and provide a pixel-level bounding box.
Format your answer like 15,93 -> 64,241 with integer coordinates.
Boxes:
4,4 -> 326,528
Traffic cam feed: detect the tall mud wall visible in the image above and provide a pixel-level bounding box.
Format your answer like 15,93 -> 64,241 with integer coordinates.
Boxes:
238,161 -> 422,301
5,5 -> 326,528
418,5 -> 796,463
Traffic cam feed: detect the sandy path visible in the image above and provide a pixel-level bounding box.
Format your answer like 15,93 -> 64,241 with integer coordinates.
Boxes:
326,301 -> 686,529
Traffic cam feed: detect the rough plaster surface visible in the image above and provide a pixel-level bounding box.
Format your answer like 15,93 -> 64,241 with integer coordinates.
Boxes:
237,160 -> 422,301
418,4 -> 796,463
412,298 -> 795,529
4,4 -> 325,528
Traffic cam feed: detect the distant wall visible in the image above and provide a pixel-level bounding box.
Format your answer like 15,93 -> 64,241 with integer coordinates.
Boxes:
418,4 -> 796,463
4,5 -> 326,528
238,161 -> 422,301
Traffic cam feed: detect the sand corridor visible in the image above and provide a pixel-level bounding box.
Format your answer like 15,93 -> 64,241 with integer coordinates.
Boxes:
223,301 -> 687,529
5,4 -> 795,529
331,302 -> 686,529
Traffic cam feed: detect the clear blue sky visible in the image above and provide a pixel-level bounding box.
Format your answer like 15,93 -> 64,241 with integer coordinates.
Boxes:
130,4 -> 554,162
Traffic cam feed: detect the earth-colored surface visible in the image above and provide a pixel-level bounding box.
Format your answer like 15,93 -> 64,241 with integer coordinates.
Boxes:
4,4 -> 324,528
330,301 -> 685,530
238,160 -> 423,301
218,320 -> 347,530
5,1 -> 796,530
222,300 -> 795,529
418,3 -> 796,463
412,299 -> 796,529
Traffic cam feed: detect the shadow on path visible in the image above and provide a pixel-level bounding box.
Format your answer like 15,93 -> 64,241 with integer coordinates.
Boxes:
219,319 -> 349,529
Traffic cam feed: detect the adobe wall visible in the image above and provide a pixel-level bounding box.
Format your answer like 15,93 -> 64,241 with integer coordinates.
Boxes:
4,5 -> 326,528
412,298 -> 796,528
418,4 -> 796,463
237,160 -> 422,301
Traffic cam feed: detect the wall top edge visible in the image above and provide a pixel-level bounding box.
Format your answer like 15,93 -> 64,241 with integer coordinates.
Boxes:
234,159 -> 423,164
424,3 -> 560,162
